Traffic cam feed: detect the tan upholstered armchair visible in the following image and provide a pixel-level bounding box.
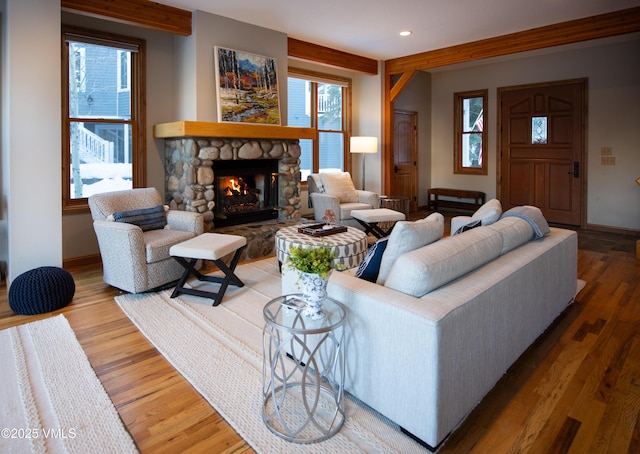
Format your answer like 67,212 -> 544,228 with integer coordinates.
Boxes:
89,188 -> 204,293
307,172 -> 379,229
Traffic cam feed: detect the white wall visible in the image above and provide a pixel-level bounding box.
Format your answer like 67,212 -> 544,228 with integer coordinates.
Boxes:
430,35 -> 640,231
2,0 -> 61,283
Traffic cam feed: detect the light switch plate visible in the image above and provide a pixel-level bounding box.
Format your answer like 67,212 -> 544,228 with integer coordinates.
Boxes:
601,156 -> 615,165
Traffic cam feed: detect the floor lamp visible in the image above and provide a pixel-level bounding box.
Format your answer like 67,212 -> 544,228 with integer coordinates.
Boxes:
350,136 -> 378,190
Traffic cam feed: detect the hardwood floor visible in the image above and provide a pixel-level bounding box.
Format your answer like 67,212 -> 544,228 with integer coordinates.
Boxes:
0,217 -> 638,453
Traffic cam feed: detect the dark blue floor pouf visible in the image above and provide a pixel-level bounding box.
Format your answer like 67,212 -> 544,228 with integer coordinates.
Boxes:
8,266 -> 76,315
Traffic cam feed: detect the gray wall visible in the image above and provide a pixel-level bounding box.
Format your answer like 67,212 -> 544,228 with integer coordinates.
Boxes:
428,35 -> 640,231
60,11 -> 176,262
393,71 -> 432,206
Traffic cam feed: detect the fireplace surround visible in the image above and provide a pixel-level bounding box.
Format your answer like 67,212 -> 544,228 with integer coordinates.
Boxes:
213,159 -> 280,227
163,136 -> 303,231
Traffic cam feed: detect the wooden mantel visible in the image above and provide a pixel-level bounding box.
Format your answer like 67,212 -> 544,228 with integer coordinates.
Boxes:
153,121 -> 316,140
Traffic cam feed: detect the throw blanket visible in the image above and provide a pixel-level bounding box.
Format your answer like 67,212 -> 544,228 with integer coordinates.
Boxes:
502,205 -> 551,239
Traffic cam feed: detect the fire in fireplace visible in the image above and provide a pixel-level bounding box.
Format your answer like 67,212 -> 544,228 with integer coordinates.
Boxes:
213,159 -> 279,227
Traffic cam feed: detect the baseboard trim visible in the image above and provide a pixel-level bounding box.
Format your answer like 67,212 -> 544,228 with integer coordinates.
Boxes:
63,253 -> 101,270
585,223 -> 640,237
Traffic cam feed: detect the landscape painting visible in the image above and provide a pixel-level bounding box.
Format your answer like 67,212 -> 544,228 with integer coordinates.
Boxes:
214,47 -> 280,125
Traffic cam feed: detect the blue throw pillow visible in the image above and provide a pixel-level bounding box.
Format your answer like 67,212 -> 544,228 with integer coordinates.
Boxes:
113,205 -> 167,231
453,219 -> 482,235
355,237 -> 388,282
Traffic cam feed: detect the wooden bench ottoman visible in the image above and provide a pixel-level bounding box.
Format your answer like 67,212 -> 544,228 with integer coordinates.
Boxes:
169,233 -> 247,306
351,208 -> 406,239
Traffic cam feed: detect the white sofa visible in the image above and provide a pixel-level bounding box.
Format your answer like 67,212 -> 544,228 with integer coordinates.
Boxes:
327,213 -> 578,450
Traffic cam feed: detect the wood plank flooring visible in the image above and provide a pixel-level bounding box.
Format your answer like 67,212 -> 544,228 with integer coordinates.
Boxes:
0,218 -> 638,453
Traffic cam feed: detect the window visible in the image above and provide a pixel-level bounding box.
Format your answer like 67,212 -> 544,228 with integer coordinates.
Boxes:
117,50 -> 130,92
62,27 -> 146,212
454,89 -> 488,175
287,68 -> 351,182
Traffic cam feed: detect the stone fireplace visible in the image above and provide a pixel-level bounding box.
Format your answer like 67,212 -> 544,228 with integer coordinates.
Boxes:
163,135 -> 304,231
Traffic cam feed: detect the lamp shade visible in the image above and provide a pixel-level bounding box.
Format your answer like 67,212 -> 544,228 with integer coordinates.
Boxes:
350,136 -> 378,154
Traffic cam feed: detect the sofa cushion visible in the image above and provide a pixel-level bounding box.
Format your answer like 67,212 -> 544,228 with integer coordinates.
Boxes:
501,205 -> 550,239
355,237 -> 388,282
384,226 -> 503,297
485,217 -> 533,255
320,172 -> 358,203
113,205 -> 167,231
376,214 -> 444,285
143,229 -> 197,264
471,198 -> 502,225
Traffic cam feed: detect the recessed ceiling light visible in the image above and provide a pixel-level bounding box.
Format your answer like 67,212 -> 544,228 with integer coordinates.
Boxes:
400,30 -> 412,37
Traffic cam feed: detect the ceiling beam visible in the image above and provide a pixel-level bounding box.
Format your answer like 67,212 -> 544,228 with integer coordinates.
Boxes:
385,6 -> 640,75
61,0 -> 192,36
288,38 -> 378,75
390,70 -> 416,103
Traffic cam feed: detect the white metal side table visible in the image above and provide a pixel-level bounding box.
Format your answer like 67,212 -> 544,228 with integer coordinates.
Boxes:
262,295 -> 346,443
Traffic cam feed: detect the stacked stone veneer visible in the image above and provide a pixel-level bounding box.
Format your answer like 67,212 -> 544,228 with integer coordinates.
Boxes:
164,137 -> 303,232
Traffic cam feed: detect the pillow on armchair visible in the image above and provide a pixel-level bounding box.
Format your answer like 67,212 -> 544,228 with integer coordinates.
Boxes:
319,172 -> 359,203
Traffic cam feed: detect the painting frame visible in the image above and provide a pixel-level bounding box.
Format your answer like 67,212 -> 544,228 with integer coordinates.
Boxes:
214,46 -> 281,125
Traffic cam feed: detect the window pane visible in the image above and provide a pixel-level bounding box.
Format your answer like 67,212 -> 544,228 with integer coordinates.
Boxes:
319,132 -> 344,172
298,138 -> 313,182
68,41 -> 131,120
317,83 -> 342,131
69,121 -> 132,199
287,77 -> 311,127
462,132 -> 483,168
463,97 -> 483,133
532,116 -> 548,144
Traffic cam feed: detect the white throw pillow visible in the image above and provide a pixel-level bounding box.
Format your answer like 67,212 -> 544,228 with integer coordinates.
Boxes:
417,212 -> 445,224
376,217 -> 444,285
471,198 -> 502,226
319,172 -> 359,203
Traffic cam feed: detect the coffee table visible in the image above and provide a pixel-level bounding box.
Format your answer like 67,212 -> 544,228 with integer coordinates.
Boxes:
276,224 -> 367,294
275,225 -> 367,270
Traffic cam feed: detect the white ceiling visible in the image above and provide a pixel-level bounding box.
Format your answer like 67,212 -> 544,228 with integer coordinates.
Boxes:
156,0 -> 640,60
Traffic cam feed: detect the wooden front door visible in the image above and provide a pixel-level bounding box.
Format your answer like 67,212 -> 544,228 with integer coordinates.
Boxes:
499,79 -> 586,226
392,110 -> 418,212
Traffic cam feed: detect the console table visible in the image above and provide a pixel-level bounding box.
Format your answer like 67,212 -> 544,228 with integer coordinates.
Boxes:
428,188 -> 486,212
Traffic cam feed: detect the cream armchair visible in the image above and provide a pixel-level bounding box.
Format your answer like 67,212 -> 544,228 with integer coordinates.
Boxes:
89,188 -> 204,293
307,172 -> 379,229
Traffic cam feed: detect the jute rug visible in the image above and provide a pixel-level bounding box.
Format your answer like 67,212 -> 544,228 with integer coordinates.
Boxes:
0,314 -> 137,453
115,257 -> 428,453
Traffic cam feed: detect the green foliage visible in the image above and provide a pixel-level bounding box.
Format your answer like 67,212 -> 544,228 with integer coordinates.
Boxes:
286,244 -> 338,279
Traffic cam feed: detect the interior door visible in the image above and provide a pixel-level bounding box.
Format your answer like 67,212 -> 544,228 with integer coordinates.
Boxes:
392,110 -> 418,212
499,79 -> 585,226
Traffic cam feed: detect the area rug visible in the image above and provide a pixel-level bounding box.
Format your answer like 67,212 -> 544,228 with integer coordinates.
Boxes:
115,257 -> 428,453
0,314 -> 137,453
